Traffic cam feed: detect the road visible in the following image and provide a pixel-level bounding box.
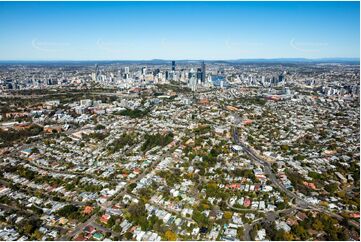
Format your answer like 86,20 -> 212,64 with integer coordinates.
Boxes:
60,214 -> 98,240
60,146 -> 176,240
231,126 -> 360,230
238,205 -> 296,240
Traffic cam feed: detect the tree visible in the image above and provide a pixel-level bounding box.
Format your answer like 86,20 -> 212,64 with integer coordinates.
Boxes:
128,202 -> 146,218
312,219 -> 324,231
95,124 -> 105,130
113,224 -> 121,233
57,204 -> 80,219
192,210 -> 208,225
31,147 -> 40,154
65,182 -> 75,190
283,232 -> 295,240
32,230 -> 43,240
23,223 -> 35,235
280,145 -> 289,152
237,228 -> 244,239
325,183 -> 338,194
138,187 -> 152,200
224,211 -> 233,220
117,108 -> 150,118
107,216 -> 116,228
141,132 -> 174,152
206,182 -> 218,197
124,232 -> 133,240
250,227 -> 258,240
165,230 -> 177,241
276,202 -> 286,210
292,225 -> 308,240
127,183 -> 137,193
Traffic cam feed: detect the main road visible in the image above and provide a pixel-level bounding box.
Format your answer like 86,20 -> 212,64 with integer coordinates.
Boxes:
231,126 -> 360,230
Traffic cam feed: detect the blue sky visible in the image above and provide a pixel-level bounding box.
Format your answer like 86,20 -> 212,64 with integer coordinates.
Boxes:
0,1 -> 359,60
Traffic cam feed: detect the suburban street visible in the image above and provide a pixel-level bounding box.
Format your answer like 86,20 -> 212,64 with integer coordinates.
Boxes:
60,141 -> 178,240
231,126 -> 360,230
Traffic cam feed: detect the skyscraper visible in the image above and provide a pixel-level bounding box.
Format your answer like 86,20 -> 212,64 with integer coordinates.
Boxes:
94,64 -> 100,81
196,68 -> 203,81
172,61 -> 176,71
154,68 -> 160,76
201,61 -> 206,83
123,67 -> 130,79
278,74 -> 284,83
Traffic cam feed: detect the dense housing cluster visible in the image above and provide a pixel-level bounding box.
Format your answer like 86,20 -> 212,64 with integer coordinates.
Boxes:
0,60 -> 359,241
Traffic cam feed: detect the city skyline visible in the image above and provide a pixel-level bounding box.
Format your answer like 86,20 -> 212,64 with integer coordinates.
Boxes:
0,1 -> 360,61
0,1 -> 359,241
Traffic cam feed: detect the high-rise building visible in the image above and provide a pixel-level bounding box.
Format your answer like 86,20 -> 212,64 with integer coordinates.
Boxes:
154,69 -> 160,76
278,74 -> 284,83
91,72 -> 97,81
172,61 -> 176,71
94,64 -> 100,81
196,68 -> 203,81
5,79 -> 13,90
169,72 -> 175,80
124,67 -> 129,74
201,61 -> 206,82
189,76 -> 197,92
188,68 -> 196,79
284,87 -> 291,95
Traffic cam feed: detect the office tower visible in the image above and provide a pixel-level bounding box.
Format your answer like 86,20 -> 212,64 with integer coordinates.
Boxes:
284,87 -> 291,95
91,72 -> 96,81
278,74 -> 284,83
189,76 -> 197,92
123,67 -> 130,79
94,64 -> 100,81
5,79 -> 13,90
201,61 -> 206,82
166,71 -> 174,81
196,68 -> 203,81
271,76 -> 276,84
172,61 -> 176,71
141,67 -> 147,75
188,68 -> 196,79
154,69 -> 160,76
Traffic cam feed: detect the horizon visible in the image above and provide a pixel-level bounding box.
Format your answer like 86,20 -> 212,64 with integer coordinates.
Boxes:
0,1 -> 360,60
0,57 -> 359,64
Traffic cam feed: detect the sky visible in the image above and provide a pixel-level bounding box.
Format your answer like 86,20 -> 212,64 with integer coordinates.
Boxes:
0,1 -> 359,60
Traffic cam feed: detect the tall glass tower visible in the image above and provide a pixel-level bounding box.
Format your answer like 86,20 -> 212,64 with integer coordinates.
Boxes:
201,61 -> 206,83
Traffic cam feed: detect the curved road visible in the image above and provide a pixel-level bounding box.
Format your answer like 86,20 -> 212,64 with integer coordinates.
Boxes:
231,126 -> 360,230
